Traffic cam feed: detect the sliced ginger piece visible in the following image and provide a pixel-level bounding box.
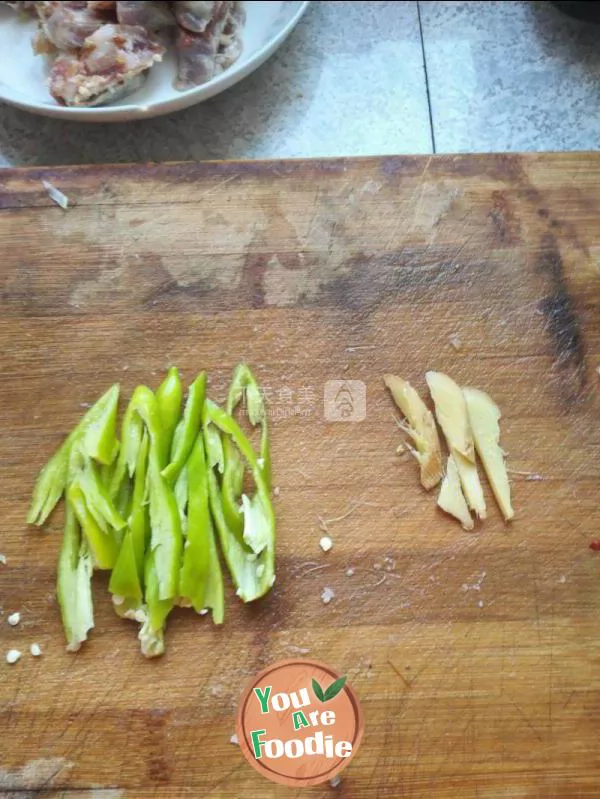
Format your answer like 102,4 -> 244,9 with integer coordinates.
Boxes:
463,387 -> 514,521
426,371 -> 486,519
453,451 -> 487,519
438,455 -> 474,530
383,374 -> 443,490
425,371 -> 475,461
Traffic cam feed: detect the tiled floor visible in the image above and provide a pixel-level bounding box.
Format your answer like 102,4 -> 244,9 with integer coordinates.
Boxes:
0,1 -> 599,166
421,0 -> 600,153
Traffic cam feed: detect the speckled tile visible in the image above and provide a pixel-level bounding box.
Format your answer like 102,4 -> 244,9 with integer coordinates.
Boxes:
420,0 -> 600,153
0,1 -> 432,167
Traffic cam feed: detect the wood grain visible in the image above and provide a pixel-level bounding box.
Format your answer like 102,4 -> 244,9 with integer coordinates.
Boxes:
0,154 -> 599,798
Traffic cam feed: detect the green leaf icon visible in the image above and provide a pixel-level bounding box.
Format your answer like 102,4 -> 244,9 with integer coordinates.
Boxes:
312,675 -> 348,703
323,675 -> 347,702
312,678 -> 325,702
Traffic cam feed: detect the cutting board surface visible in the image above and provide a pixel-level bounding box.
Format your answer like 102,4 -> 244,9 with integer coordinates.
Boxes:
1,155 -> 600,798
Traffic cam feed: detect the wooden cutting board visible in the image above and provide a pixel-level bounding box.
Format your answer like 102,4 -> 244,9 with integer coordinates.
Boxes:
1,154 -> 599,798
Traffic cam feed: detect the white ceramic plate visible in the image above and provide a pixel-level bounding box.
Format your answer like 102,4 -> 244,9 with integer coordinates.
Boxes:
0,1 -> 309,122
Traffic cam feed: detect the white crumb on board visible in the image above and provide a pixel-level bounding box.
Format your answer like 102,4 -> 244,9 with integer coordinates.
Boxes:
30,643 -> 42,657
287,645 -> 311,655
0,757 -> 74,790
0,554 -> 6,565
346,567 -> 355,577
7,612 -> 20,626
42,180 -> 69,210
6,649 -> 21,664
461,572 -> 487,592
230,733 -> 239,745
330,774 -> 342,788
321,587 -> 335,605
319,536 -> 333,552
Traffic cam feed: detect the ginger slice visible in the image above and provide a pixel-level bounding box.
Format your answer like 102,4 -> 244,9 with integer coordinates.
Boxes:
453,451 -> 487,520
438,455 -> 474,530
426,371 -> 486,519
383,374 -> 443,490
425,371 -> 474,461
463,387 -> 514,521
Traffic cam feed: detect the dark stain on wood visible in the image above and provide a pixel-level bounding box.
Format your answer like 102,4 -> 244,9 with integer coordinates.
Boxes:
489,189 -> 521,244
143,275 -> 214,311
242,252 -> 268,308
536,233 -> 587,403
141,708 -> 172,785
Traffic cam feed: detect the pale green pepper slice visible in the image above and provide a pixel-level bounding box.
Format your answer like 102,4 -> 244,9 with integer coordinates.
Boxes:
203,400 -> 275,602
227,364 -> 271,487
174,464 -> 188,536
109,433 -> 149,606
179,435 -> 224,623
139,551 -> 173,658
78,458 -> 127,535
27,384 -> 120,526
80,383 -> 120,466
156,367 -> 182,457
162,372 -> 206,485
130,385 -> 168,470
221,365 -> 271,538
67,481 -> 119,570
109,399 -> 143,500
57,504 -> 94,652
147,450 -> 182,602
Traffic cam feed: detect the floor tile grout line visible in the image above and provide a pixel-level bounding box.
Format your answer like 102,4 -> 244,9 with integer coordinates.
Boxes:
416,0 -> 436,154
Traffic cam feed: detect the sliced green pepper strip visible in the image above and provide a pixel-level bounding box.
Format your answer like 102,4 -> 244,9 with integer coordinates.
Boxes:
204,400 -> 274,553
67,481 -> 119,570
110,533 -> 143,604
115,477 -> 133,522
27,441 -> 70,527
147,452 -> 182,601
109,400 -> 143,500
156,367 -> 182,457
27,384 -> 120,526
80,383 -> 120,466
179,435 -> 224,623
109,432 -> 149,606
78,459 -> 127,535
203,400 -> 275,602
206,467 -> 273,603
204,421 -> 224,473
129,385 -> 168,470
220,439 -> 245,538
174,464 -> 188,536
57,504 -> 94,652
139,551 -> 173,658
221,365 -> 271,536
162,372 -> 206,485
130,432 -> 150,578
227,364 -> 271,489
